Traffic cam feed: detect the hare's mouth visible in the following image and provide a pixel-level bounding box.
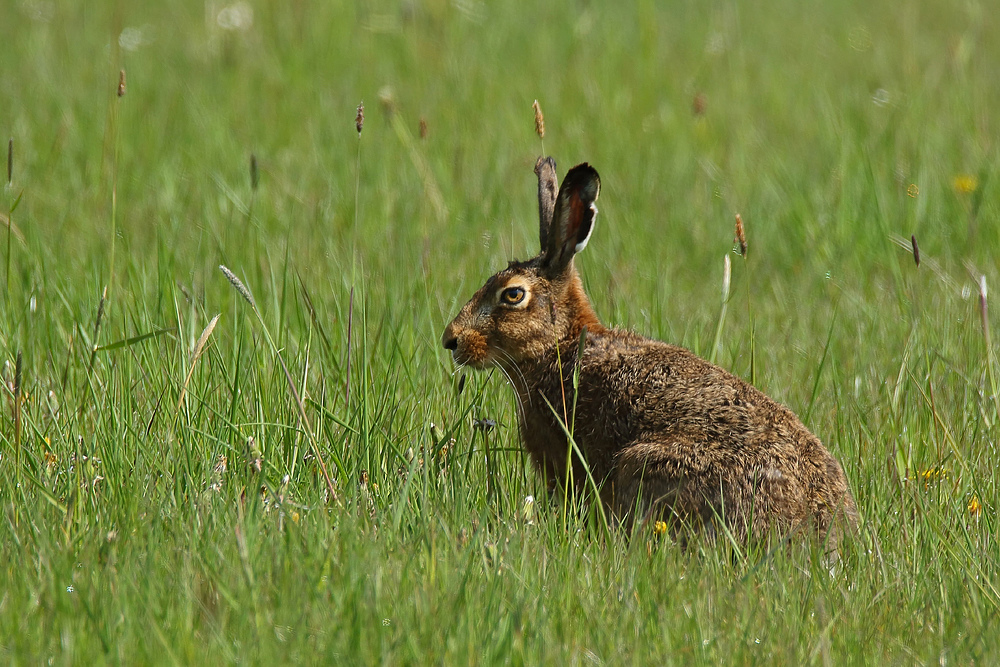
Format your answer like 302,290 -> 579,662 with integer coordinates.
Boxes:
451,349 -> 491,370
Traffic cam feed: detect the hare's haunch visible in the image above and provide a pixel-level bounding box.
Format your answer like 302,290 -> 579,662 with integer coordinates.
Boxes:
443,158 -> 858,546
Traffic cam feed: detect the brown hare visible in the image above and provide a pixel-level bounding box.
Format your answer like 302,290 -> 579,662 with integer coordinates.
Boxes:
442,157 -> 858,547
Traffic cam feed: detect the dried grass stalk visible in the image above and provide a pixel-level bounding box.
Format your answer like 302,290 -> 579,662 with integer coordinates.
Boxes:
177,314 -> 221,412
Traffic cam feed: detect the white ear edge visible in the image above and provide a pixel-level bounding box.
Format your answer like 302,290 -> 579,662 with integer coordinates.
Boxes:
573,203 -> 597,254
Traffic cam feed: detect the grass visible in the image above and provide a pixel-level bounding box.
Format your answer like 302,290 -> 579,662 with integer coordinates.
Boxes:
1,0 -> 998,662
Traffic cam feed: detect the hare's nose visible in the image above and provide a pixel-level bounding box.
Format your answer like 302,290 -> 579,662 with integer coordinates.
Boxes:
442,323 -> 459,350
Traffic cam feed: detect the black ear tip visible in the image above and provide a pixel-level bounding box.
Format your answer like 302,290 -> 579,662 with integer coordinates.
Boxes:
563,163 -> 601,197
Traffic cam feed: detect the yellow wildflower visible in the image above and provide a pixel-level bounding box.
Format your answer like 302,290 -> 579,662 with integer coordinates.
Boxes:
653,521 -> 668,536
953,175 -> 978,194
913,467 -> 948,490
968,496 -> 982,517
919,467 -> 947,482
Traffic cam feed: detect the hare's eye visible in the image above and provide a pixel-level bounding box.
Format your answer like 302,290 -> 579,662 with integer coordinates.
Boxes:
500,286 -> 526,305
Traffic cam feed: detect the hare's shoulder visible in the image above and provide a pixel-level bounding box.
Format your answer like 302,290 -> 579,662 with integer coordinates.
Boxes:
583,328 -> 734,386
582,328 -> 786,416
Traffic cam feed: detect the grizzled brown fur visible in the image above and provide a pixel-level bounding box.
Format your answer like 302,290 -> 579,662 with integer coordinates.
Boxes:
443,157 -> 858,547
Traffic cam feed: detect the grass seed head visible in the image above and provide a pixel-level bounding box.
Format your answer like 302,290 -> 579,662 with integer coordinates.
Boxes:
192,314 -> 220,365
250,154 -> 259,190
419,117 -> 428,139
6,138 -> 11,185
692,92 -> 707,116
219,264 -> 257,310
532,99 -> 545,139
734,213 -> 747,257
911,234 -> 919,266
117,69 -> 126,97
356,101 -> 365,135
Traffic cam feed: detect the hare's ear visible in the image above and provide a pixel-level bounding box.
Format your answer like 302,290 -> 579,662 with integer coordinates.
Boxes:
535,156 -> 558,250
541,163 -> 600,276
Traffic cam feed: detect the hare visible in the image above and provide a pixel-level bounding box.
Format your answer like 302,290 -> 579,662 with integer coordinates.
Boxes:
442,157 -> 858,547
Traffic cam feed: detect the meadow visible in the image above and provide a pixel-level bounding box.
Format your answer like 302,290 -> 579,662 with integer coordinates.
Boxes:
1,0 -> 998,663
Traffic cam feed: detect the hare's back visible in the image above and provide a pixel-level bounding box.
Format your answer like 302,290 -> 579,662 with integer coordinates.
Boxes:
581,330 -> 820,456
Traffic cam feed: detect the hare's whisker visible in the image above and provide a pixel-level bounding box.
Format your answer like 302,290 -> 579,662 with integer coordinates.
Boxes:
492,357 -> 528,421
495,350 -> 531,402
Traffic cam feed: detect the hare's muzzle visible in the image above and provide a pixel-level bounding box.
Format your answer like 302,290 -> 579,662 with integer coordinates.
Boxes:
442,318 -> 490,368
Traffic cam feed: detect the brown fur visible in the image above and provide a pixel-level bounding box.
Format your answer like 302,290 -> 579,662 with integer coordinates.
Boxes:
443,158 -> 858,548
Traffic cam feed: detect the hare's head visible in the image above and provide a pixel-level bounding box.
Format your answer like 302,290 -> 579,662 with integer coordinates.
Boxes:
442,158 -> 602,369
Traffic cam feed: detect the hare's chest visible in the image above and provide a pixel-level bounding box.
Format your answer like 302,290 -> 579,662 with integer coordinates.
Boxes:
518,408 -> 567,467
517,377 -> 627,485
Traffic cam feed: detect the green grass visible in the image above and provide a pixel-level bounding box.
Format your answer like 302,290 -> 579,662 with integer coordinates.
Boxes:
1,0 -> 998,662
